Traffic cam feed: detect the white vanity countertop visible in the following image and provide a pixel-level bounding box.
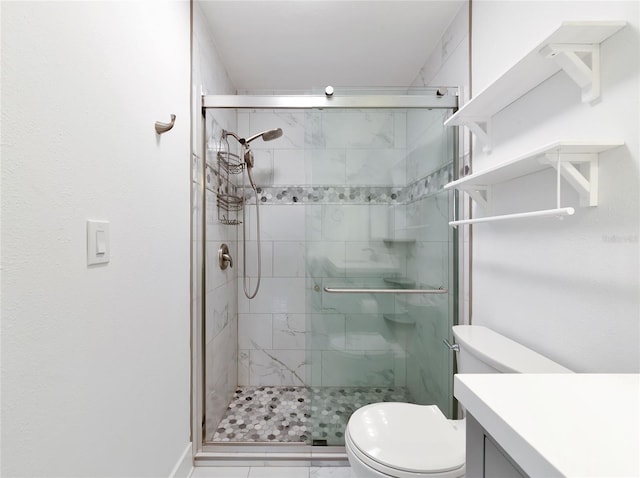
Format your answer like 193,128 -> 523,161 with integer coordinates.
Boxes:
454,374 -> 640,477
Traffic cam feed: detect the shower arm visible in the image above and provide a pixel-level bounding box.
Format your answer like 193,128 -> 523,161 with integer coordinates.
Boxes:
222,129 -> 244,144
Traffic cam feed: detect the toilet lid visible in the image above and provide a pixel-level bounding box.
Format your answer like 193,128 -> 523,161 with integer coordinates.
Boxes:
347,403 -> 465,474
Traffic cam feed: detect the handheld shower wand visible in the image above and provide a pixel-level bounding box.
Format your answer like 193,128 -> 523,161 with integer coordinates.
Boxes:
243,148 -> 258,191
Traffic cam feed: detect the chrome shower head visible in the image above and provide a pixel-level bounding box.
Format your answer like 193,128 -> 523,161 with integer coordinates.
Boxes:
244,128 -> 283,144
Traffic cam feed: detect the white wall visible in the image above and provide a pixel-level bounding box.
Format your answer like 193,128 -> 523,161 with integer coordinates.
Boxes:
470,1 -> 639,372
1,2 -> 192,476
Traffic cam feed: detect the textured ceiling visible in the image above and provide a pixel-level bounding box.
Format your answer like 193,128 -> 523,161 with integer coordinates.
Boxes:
198,0 -> 465,91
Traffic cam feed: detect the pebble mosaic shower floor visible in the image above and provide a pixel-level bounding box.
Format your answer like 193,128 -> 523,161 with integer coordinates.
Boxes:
212,386 -> 410,445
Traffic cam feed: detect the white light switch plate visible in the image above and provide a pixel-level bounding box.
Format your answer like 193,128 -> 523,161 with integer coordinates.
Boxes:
87,220 -> 110,265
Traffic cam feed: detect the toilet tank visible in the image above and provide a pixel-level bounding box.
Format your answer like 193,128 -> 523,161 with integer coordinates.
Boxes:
452,325 -> 572,373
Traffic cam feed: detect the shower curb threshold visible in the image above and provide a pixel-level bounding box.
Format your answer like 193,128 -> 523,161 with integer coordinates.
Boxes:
194,451 -> 349,467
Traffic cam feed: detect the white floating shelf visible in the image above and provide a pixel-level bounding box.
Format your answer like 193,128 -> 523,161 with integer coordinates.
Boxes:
444,21 -> 626,152
445,141 -> 622,190
446,140 -> 624,225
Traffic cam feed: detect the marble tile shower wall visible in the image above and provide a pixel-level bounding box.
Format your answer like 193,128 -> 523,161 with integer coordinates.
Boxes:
236,109 -> 452,392
192,1 -> 239,440
203,112 -> 242,436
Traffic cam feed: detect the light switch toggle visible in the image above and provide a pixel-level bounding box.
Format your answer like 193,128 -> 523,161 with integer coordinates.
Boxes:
96,230 -> 107,255
87,220 -> 110,265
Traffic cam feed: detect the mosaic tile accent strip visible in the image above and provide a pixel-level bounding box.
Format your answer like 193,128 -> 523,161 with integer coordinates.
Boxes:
241,163 -> 453,206
211,386 -> 410,445
242,186 -> 405,205
403,163 -> 453,204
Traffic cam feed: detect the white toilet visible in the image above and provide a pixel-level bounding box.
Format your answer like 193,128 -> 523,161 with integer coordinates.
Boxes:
345,325 -> 573,478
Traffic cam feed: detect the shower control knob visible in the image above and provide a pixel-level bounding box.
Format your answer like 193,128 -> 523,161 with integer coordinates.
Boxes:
325,86 -> 334,97
218,243 -> 233,270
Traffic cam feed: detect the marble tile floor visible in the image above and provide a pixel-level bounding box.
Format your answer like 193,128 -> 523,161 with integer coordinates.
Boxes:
191,466 -> 355,478
212,386 -> 410,445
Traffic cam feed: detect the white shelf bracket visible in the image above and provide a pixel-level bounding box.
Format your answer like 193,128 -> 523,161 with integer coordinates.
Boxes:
465,119 -> 492,153
545,153 -> 599,206
463,186 -> 491,211
540,43 -> 601,102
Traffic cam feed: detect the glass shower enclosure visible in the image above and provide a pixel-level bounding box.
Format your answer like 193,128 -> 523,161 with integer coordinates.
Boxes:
197,89 -> 459,456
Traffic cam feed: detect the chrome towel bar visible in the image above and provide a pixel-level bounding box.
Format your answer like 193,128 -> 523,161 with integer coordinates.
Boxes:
323,287 -> 447,295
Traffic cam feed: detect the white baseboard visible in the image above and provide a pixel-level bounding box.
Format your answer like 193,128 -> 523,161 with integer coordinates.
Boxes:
169,443 -> 193,478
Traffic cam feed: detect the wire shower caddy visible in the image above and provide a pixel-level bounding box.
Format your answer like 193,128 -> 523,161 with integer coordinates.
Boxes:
211,134 -> 244,225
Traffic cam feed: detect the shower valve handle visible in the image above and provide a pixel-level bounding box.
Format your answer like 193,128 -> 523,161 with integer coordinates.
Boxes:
218,244 -> 233,270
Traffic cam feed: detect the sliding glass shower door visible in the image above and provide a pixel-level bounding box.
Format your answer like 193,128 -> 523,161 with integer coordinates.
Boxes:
304,105 -> 457,446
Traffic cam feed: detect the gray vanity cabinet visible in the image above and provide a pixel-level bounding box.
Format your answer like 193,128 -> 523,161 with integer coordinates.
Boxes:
465,414 -> 528,478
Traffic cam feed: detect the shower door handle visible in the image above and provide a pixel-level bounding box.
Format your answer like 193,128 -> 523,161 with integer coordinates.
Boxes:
452,189 -> 458,227
323,287 -> 447,294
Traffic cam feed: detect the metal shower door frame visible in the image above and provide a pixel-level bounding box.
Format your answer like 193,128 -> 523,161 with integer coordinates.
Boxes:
202,93 -> 458,110
193,90 -> 460,465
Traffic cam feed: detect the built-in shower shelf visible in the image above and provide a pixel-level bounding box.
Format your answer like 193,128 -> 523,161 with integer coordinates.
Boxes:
444,21 -> 626,152
445,140 -> 624,226
383,277 -> 417,289
382,238 -> 416,245
383,313 -> 417,325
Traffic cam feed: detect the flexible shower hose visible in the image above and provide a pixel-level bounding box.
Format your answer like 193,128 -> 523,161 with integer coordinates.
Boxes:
242,152 -> 261,299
